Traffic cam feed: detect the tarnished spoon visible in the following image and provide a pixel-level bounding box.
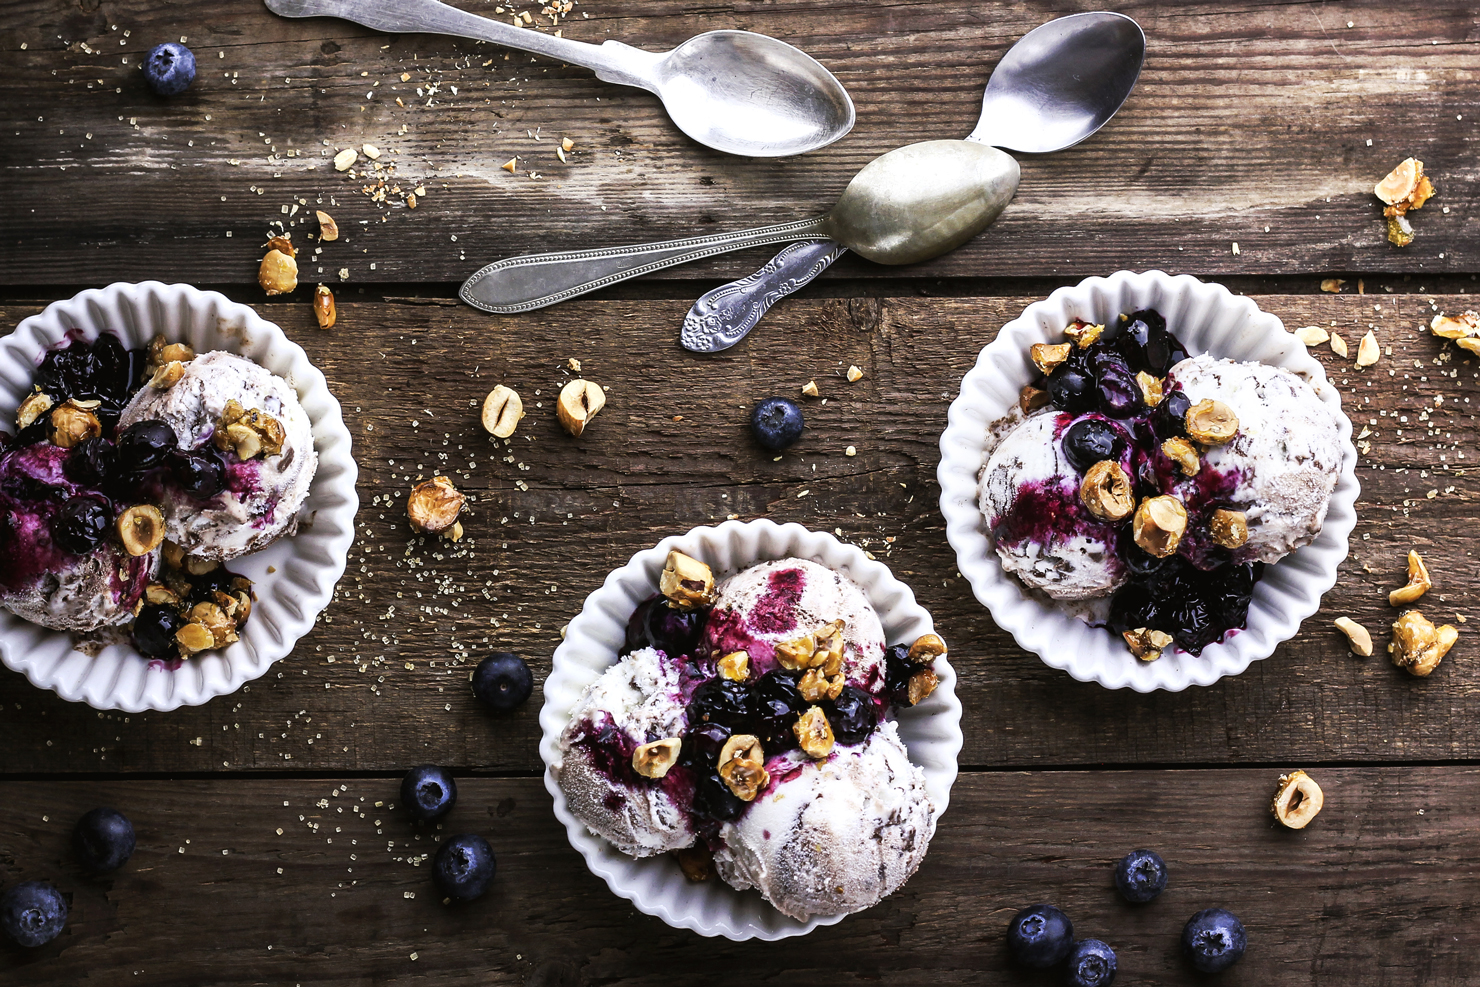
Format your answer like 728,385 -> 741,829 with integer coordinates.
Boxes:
265,0 -> 854,158
459,12 -> 1142,320
683,11 -> 1147,352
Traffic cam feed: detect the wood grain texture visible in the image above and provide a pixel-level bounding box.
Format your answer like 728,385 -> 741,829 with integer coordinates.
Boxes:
2,770 -> 1477,985
2,2 -> 1479,285
2,292 -> 1479,774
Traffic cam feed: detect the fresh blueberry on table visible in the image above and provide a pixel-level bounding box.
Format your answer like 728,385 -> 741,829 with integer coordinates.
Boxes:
432,833 -> 496,901
1182,907 -> 1247,973
471,652 -> 533,712
1006,903 -> 1074,968
1066,938 -> 1117,987
143,42 -> 196,96
1114,848 -> 1168,903
74,807 -> 136,872
0,881 -> 68,948
750,396 -> 804,450
401,765 -> 457,821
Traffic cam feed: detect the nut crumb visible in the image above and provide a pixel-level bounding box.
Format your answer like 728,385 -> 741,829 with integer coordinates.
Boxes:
1388,549 -> 1432,606
1330,333 -> 1349,358
846,365 -> 864,382
717,651 -> 750,682
1019,384 -> 1049,414
801,379 -> 819,398
1293,325 -> 1329,346
1334,616 -> 1373,656
315,210 -> 339,241
1355,330 -> 1380,368
501,158 -> 517,174
1320,278 -> 1345,293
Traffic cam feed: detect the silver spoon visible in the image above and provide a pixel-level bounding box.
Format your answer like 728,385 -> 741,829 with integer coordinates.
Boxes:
459,12 -> 1143,317
683,11 -> 1147,352
265,0 -> 855,158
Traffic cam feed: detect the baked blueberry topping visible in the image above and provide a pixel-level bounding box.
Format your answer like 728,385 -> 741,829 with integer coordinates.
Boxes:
826,685 -> 877,745
401,765 -> 457,821
1007,903 -> 1074,968
132,603 -> 184,659
74,807 -> 136,872
116,419 -> 176,472
50,496 -> 111,555
431,833 -> 496,901
471,652 -> 533,712
168,448 -> 227,499
751,670 -> 804,751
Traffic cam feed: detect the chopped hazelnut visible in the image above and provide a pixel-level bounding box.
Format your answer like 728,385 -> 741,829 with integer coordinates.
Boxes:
794,706 -> 835,759
813,619 -> 845,676
1334,617 -> 1373,656
314,285 -> 337,329
717,651 -> 750,682
407,476 -> 464,535
1185,399 -> 1238,445
631,738 -> 682,779
801,379 -> 820,398
1389,610 -> 1458,677
1019,384 -> 1050,414
480,385 -> 525,438
659,550 -> 716,609
773,633 -> 816,671
556,378 -> 606,437
1135,371 -> 1164,408
16,391 -> 53,430
1030,342 -> 1072,375
444,521 -> 464,543
1430,311 -> 1480,341
1064,320 -> 1104,348
1080,460 -> 1135,522
1123,626 -> 1173,661
717,735 -> 768,801
259,247 -> 299,296
185,554 -> 219,577
1374,157 -> 1423,205
50,401 -> 102,448
149,361 -> 186,389
315,210 -> 339,241
1388,550 -> 1432,606
846,365 -> 864,382
1209,509 -> 1249,549
189,601 -> 239,648
797,667 -> 844,702
674,845 -> 714,882
221,407 -> 284,460
1161,436 -> 1200,476
1330,333 -> 1349,358
175,622 -> 215,655
145,584 -> 181,606
1355,330 -> 1380,368
1133,496 -> 1187,558
1294,325 -> 1330,346
117,505 -> 165,556
1270,769 -> 1324,829
906,632 -> 947,665
161,541 -> 185,570
906,668 -> 938,705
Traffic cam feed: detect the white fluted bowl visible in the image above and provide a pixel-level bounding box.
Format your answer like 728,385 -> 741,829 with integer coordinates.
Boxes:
938,271 -> 1359,692
0,282 -> 358,711
539,519 -> 962,940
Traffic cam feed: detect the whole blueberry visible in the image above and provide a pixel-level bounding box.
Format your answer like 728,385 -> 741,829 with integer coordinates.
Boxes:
116,419 -> 176,471
143,42 -> 196,96
169,449 -> 227,499
64,437 -> 118,488
1007,903 -> 1074,968
1067,938 -> 1117,987
74,807 -> 136,872
50,496 -> 111,555
1062,417 -> 1125,474
1047,365 -> 1095,414
750,397 -> 804,450
1182,908 -> 1247,973
691,771 -> 747,822
471,652 -> 533,712
431,833 -> 496,901
0,881 -> 67,948
1153,389 -> 1192,440
623,596 -> 705,659
686,677 -> 752,731
680,720 -> 731,769
401,765 -> 457,821
1114,848 -> 1168,903
826,685 -> 877,745
883,643 -> 915,706
132,604 -> 184,659
752,671 -> 803,751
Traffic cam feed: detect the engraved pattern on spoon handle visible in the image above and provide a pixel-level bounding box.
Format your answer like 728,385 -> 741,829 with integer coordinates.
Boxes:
460,217 -> 829,314
680,240 -> 848,353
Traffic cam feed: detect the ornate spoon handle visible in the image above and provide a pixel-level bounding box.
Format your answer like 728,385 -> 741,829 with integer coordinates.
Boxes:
680,240 -> 848,353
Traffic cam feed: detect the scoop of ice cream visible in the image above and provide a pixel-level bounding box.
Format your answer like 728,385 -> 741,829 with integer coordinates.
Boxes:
979,412 -> 1128,600
713,720 -> 935,921
118,351 -> 316,560
1163,355 -> 1344,565
553,647 -> 695,858
0,444 -> 156,632
702,558 -> 887,693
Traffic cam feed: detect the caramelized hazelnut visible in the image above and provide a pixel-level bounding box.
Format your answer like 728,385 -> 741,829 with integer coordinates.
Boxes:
1209,509 -> 1249,550
1132,496 -> 1187,558
1080,460 -> 1134,522
631,738 -> 682,779
659,550 -> 715,609
1185,399 -> 1238,445
407,476 -> 464,535
1270,769 -> 1324,829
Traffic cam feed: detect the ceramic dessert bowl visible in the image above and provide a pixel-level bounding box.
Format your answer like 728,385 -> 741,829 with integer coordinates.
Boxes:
0,281 -> 358,711
539,518 -> 963,940
938,270 -> 1359,692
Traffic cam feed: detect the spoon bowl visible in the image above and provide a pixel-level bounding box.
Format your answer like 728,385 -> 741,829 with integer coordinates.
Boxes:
656,31 -> 855,157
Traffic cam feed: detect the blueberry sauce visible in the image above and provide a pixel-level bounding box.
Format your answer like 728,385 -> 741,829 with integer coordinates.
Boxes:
1014,309 -> 1264,655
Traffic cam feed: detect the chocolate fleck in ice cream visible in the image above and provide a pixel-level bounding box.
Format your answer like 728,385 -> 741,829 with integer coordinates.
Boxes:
118,351 -> 316,561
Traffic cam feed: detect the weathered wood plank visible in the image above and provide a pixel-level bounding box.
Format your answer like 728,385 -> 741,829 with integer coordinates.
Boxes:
2,293 -> 1479,774
2,2 -> 1479,285
2,770 -> 1477,984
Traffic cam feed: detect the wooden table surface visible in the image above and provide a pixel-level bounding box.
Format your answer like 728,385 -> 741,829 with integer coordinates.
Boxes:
3,2 -> 1480,984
